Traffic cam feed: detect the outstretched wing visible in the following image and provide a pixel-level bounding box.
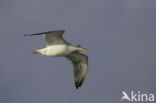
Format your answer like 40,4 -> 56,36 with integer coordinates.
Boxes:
65,52 -> 88,89
24,30 -> 69,46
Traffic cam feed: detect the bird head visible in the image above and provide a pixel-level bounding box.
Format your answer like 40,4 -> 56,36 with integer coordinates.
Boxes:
76,45 -> 87,52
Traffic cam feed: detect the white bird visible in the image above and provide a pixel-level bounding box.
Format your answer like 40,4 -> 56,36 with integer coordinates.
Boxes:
24,30 -> 88,89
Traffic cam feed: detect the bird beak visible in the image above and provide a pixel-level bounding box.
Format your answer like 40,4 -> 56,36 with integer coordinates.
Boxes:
81,48 -> 87,51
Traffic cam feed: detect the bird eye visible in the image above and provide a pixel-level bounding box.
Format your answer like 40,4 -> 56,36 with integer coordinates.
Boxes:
77,45 -> 82,47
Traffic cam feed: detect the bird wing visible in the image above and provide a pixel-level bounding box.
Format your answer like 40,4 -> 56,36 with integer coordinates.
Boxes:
24,30 -> 69,46
65,52 -> 88,89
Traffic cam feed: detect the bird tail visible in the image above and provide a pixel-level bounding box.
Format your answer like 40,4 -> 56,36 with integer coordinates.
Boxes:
31,50 -> 40,54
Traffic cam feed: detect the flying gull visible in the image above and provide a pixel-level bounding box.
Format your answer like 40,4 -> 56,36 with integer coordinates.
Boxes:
24,30 -> 88,89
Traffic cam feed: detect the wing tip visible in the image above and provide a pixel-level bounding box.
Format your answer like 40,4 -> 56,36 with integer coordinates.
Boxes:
75,76 -> 85,89
24,34 -> 34,36
75,82 -> 81,89
24,30 -> 65,36
48,30 -> 65,33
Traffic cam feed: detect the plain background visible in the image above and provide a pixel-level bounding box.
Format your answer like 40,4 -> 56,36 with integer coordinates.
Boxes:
0,0 -> 156,103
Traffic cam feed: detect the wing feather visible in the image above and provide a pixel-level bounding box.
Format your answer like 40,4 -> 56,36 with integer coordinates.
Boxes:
65,52 -> 88,89
43,30 -> 69,46
24,30 -> 69,46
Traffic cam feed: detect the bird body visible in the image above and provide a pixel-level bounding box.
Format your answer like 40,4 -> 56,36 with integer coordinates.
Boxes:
32,45 -> 85,57
25,30 -> 88,89
32,45 -> 73,56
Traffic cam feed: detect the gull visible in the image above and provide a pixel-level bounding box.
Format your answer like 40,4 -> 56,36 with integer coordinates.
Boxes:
24,30 -> 88,89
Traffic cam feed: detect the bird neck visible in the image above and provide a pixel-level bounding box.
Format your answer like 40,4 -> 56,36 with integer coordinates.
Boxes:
68,45 -> 80,52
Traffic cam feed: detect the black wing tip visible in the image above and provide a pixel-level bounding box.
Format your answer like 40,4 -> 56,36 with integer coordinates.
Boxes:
24,34 -> 34,36
42,30 -> 65,34
46,30 -> 65,33
24,30 -> 65,36
75,82 -> 81,89
54,30 -> 65,32
75,77 -> 85,89
75,81 -> 83,89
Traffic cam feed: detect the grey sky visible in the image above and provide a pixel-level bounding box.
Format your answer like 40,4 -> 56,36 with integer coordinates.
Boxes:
0,0 -> 156,103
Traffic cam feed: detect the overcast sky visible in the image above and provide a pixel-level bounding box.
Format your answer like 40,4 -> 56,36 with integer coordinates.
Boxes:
0,0 -> 156,103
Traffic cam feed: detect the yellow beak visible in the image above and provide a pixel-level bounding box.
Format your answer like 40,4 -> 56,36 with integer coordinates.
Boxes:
81,48 -> 87,51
